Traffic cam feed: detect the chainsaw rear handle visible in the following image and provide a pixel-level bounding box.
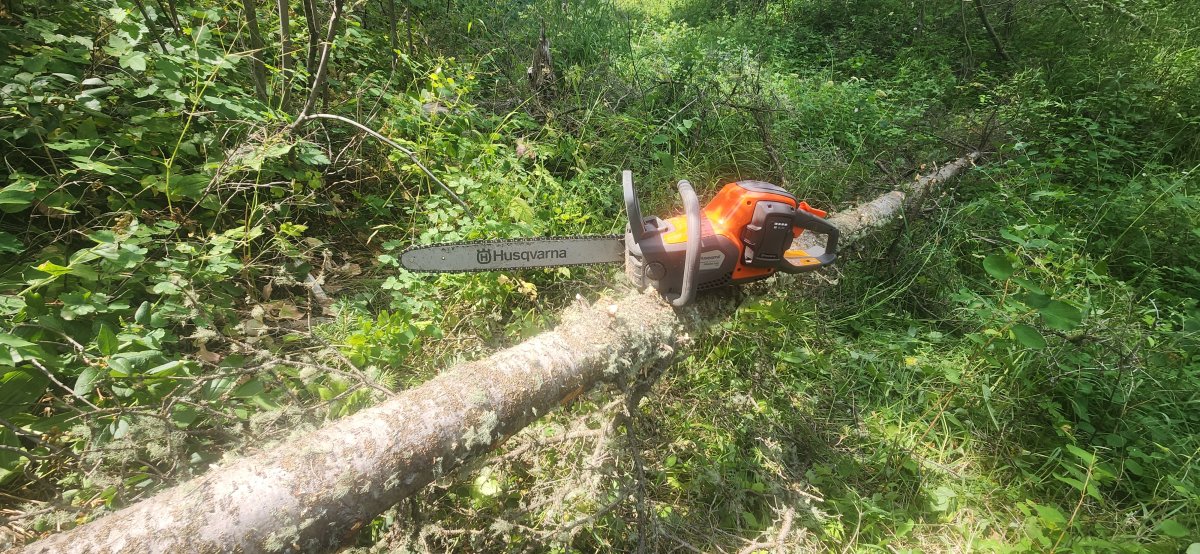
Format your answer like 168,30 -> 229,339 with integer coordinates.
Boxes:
672,179 -> 701,307
779,210 -> 839,273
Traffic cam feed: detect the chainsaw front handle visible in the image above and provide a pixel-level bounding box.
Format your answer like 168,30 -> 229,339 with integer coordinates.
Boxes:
672,179 -> 701,307
623,170 -> 646,246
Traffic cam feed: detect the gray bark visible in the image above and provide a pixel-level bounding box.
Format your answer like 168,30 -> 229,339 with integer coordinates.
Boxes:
294,0 -> 343,123
241,0 -> 271,103
18,153 -> 978,553
300,0 -> 320,85
972,0 -> 1012,63
130,0 -> 167,52
277,0 -> 294,110
385,0 -> 398,62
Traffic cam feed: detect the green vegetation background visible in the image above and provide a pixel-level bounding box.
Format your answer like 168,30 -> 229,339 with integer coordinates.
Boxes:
0,0 -> 1197,551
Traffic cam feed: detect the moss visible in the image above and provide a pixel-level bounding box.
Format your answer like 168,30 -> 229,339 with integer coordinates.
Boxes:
461,410 -> 500,450
262,516 -> 319,552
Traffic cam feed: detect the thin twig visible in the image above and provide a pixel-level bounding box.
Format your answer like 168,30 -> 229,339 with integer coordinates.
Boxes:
29,358 -> 101,412
294,0 -> 343,122
543,484 -> 633,539
294,113 -> 472,215
497,428 -> 605,461
736,507 -> 795,554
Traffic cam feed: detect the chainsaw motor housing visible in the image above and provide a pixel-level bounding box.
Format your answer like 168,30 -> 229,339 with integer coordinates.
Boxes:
624,171 -> 839,304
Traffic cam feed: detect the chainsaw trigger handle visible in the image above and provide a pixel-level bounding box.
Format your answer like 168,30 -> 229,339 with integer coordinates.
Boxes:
779,210 -> 839,273
672,179 -> 701,307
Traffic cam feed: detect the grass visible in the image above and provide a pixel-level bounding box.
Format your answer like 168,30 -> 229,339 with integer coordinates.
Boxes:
1,0 -> 1197,551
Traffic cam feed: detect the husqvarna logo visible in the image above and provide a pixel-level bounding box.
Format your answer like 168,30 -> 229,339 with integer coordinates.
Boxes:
475,247 -> 568,265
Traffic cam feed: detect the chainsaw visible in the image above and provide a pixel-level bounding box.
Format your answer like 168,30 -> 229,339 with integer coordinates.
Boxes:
400,171 -> 840,306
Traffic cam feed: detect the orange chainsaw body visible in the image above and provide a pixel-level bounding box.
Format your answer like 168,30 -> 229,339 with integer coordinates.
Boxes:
658,182 -> 830,284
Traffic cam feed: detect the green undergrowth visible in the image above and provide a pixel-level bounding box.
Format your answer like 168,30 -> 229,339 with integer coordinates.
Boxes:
391,165 -> 1197,551
2,0 -> 1198,551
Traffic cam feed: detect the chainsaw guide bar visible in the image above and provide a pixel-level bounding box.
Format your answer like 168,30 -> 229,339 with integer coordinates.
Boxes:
399,235 -> 626,273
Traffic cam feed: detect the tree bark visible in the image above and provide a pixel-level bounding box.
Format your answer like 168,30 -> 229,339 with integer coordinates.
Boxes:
152,0 -> 181,37
916,2 -> 926,36
164,0 -> 180,33
300,0 -> 320,85
17,154 -> 979,554
296,0 -> 342,121
277,0 -> 294,110
973,0 -> 1012,63
241,0 -> 271,103
405,6 -> 414,58
959,0 -> 976,78
130,0 -> 168,51
385,0 -> 398,62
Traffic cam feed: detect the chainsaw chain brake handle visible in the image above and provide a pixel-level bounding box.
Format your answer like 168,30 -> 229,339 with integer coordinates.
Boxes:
674,179 -> 702,306
624,171 -> 701,306
623,170 -> 838,305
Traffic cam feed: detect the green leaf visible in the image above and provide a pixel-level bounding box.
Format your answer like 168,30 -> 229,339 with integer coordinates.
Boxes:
508,197 -> 534,224
931,485 -> 957,512
1123,458 -> 1145,476
1011,277 -> 1046,295
1053,473 -> 1086,492
134,301 -> 152,324
74,366 -> 102,397
1011,324 -> 1047,349
1040,300 -> 1083,331
296,143 -> 331,165
245,142 -> 294,171
1065,444 -> 1096,466
146,360 -> 187,376
1185,543 -> 1200,554
108,6 -> 128,23
1033,503 -> 1066,528
96,324 -> 119,356
70,156 -> 118,175
1016,292 -> 1052,308
0,231 -> 23,254
34,261 -> 73,277
171,404 -> 199,428
0,427 -> 26,484
120,51 -> 147,72
0,368 -> 50,418
0,333 -> 36,350
46,139 -> 104,152
982,254 -> 1014,280
231,378 -> 265,397
144,173 -> 209,201
0,180 -> 38,212
476,476 -> 500,497
1159,519 -> 1189,539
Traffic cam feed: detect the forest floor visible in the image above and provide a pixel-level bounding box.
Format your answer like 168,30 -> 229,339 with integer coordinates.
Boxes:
1,0 -> 1198,551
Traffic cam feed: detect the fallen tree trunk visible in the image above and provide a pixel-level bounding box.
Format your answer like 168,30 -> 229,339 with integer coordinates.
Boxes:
18,153 -> 978,553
